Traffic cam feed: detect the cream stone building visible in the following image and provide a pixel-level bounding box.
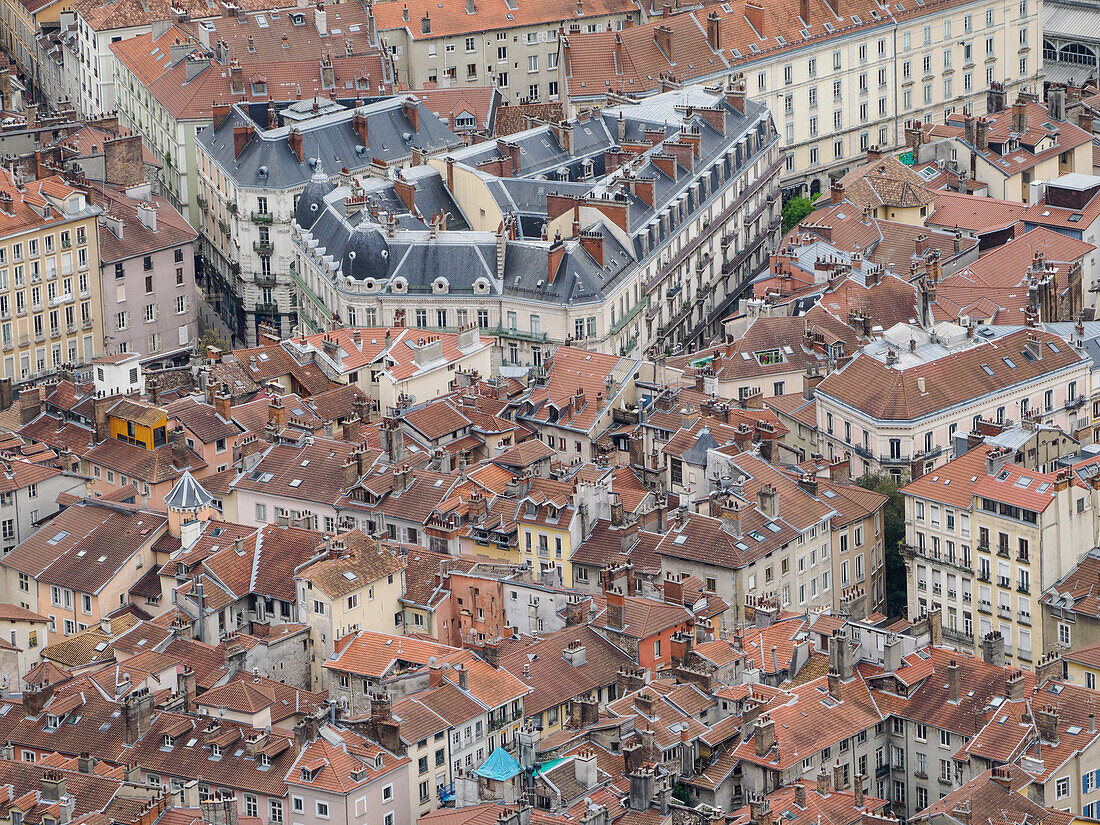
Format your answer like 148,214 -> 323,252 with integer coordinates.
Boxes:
816,324 -> 1092,480
558,0 -> 1043,199
294,531 -> 406,691
0,170 -> 104,384
290,85 -> 781,360
901,442 -> 1095,663
372,0 -> 643,104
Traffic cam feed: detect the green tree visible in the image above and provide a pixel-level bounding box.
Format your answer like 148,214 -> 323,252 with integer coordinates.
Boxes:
781,196 -> 815,233
855,472 -> 908,618
197,326 -> 231,355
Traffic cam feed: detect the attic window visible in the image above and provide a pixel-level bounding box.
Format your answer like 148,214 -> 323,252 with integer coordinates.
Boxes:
47,530 -> 69,544
251,80 -> 267,96
980,364 -> 995,375
1048,342 -> 1061,353
756,349 -> 783,365
1002,357 -> 1016,369
290,479 -> 303,487
996,470 -> 1011,481
674,534 -> 688,545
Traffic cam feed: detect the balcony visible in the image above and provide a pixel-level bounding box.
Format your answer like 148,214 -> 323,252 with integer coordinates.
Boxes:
1068,395 -> 1086,410
977,571 -> 991,583
977,600 -> 992,614
253,241 -> 274,256
876,764 -> 891,779
254,273 -> 276,287
997,576 -> 1011,588
489,326 -> 548,343
255,302 -> 279,314
82,319 -> 94,330
610,296 -> 647,336
1018,611 -> 1031,626
942,626 -> 972,645
879,453 -> 912,466
997,605 -> 1012,619
1017,583 -> 1030,594
250,211 -> 274,224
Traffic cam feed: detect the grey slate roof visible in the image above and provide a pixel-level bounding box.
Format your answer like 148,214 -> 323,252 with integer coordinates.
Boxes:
293,86 -> 775,309
164,470 -> 214,510
199,96 -> 464,190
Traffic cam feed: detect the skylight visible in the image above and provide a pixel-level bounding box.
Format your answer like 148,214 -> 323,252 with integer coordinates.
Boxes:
980,364 -> 995,375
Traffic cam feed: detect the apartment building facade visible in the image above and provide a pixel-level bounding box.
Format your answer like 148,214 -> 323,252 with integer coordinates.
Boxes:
196,98 -> 462,346
373,0 -> 642,105
291,84 -> 781,359
0,171 -> 104,384
558,0 -> 1042,199
901,444 -> 1094,663
92,184 -> 198,365
816,325 -> 1093,480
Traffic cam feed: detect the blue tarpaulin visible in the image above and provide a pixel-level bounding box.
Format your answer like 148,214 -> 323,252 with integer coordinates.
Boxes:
475,747 -> 522,781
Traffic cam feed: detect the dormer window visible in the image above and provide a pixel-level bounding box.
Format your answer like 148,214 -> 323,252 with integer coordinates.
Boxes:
251,80 -> 267,96
374,754 -> 383,768
211,744 -> 222,758
525,502 -> 535,516
259,753 -> 271,768
163,734 -> 173,748
45,714 -> 60,730
300,767 -> 315,782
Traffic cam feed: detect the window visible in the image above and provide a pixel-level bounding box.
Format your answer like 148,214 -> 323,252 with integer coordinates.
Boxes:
1058,623 -> 1071,646
1056,777 -> 1070,799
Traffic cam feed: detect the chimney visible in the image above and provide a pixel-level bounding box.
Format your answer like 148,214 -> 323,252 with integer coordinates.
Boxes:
705,11 -> 720,49
314,2 -> 327,35
288,128 -> 304,164
975,117 -> 990,153
744,1 -> 764,34
1012,100 -> 1027,134
830,182 -> 844,204
214,385 -> 232,421
1048,85 -> 1065,121
794,784 -> 807,808
753,715 -> 775,756
946,659 -> 960,703
1035,704 -> 1060,745
233,125 -> 254,158
654,25 -> 672,60
171,426 -> 189,467
606,589 -> 625,630
816,768 -> 831,795
548,232 -> 566,284
579,230 -> 604,266
981,631 -> 1005,667
352,111 -> 369,147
